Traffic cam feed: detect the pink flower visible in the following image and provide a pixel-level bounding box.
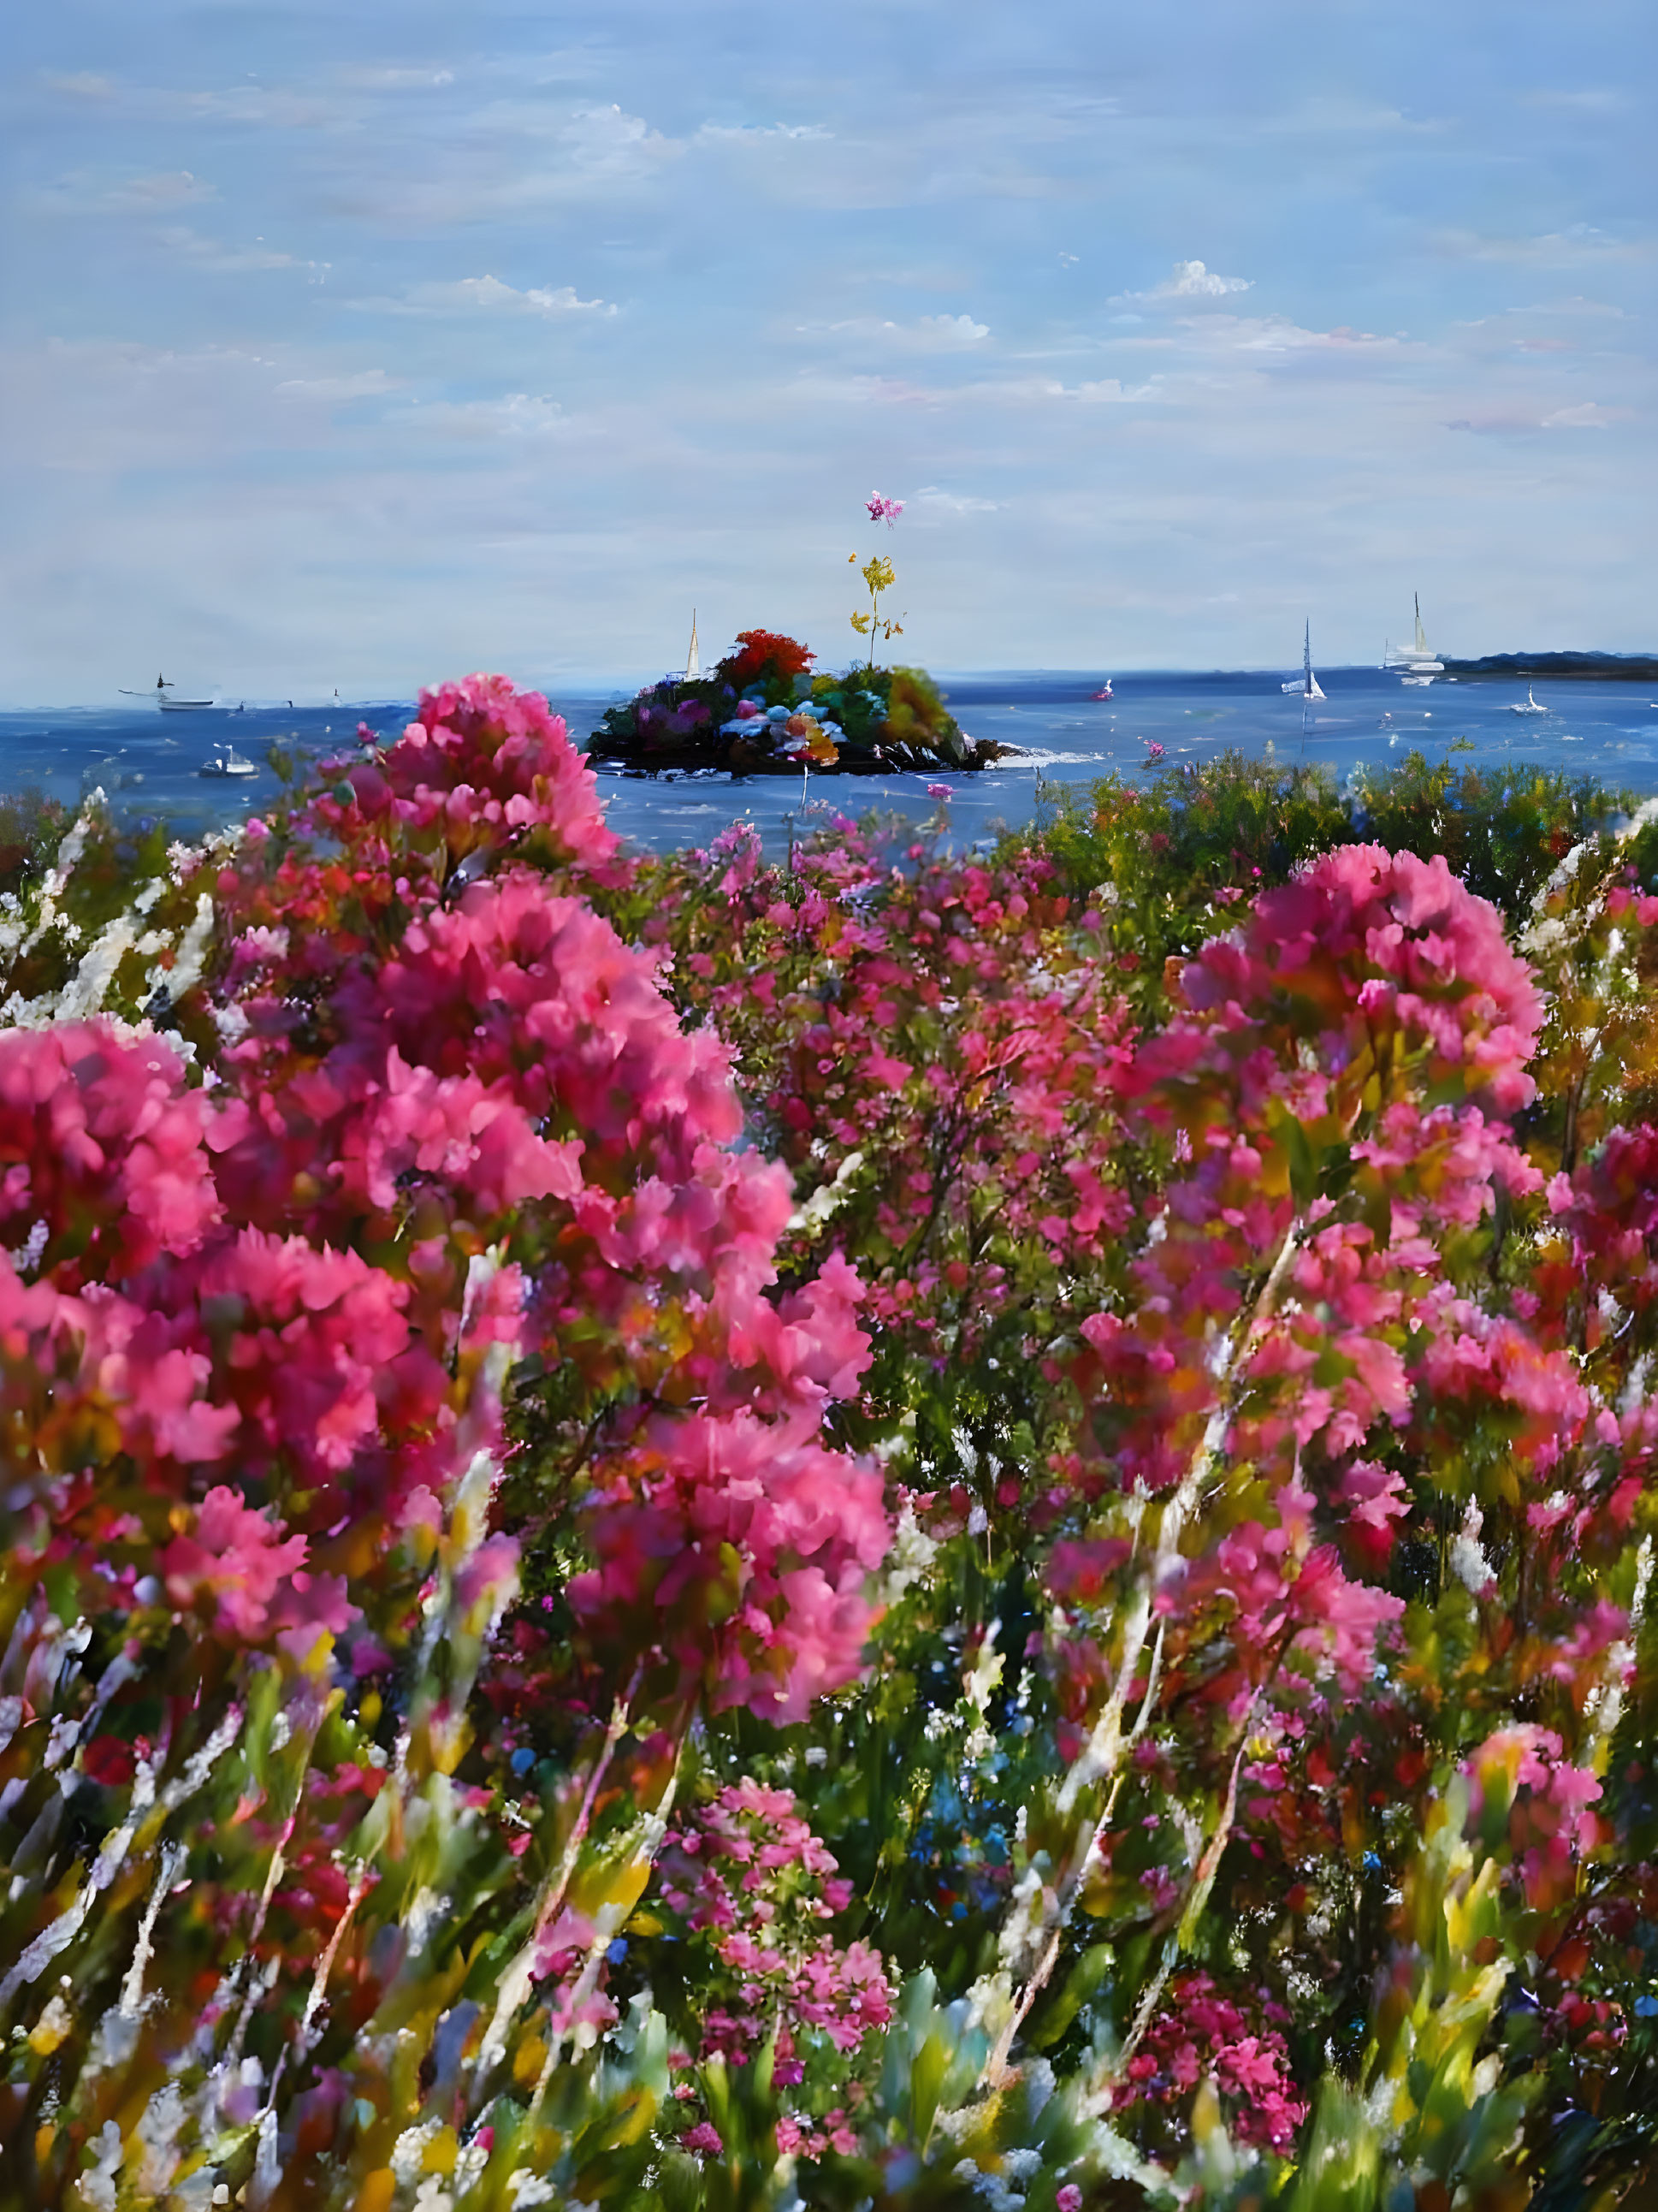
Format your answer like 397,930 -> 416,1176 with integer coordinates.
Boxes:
161,1486 -> 310,1642
866,491 -> 904,526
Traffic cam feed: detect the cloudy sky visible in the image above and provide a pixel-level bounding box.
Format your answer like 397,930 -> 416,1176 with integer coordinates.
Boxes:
3,0 -> 1655,701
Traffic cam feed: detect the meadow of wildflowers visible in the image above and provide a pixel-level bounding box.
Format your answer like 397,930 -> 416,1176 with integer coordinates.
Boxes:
1,677 -> 1655,2209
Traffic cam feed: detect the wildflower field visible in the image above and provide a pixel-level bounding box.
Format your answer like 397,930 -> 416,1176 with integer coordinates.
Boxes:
1,678 -> 1655,2209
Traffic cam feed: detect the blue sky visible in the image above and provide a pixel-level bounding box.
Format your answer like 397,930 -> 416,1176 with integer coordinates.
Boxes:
3,0 -> 1655,701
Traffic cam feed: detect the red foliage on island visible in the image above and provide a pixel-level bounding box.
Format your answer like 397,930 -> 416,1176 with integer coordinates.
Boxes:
719,627 -> 817,691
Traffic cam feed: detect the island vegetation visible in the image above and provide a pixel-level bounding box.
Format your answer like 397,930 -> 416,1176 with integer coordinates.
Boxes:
587,628 -> 1014,776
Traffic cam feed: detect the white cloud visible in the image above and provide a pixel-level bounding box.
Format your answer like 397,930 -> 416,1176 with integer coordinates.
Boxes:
802,313 -> 989,349
352,276 -> 616,318
275,371 -> 399,401
158,227 -> 323,276
1154,259 -> 1252,299
697,122 -> 832,143
1505,295 -> 1629,319
1269,96 -> 1446,135
1199,317 -> 1402,355
335,102 -> 682,224
1437,224 -> 1653,264
1543,401 -> 1621,429
1445,400 -> 1628,435
43,71 -> 115,100
407,394 -> 570,438
37,169 -> 217,214
450,276 -> 615,316
1072,377 -> 1159,402
914,487 -> 1002,514
343,66 -> 457,91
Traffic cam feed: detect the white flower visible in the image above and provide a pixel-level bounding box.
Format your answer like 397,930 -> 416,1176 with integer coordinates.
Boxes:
391,2118 -> 442,2184
1449,1500 -> 1496,1598
506,2173 -> 559,2207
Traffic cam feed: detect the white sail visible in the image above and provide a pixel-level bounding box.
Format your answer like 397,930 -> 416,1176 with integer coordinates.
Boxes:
1412,592 -> 1430,660
1301,620 -> 1323,702
684,611 -> 702,682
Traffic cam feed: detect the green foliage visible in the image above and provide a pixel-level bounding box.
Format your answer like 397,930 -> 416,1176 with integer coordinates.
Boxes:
1353,750 -> 1626,916
0,785 -> 70,895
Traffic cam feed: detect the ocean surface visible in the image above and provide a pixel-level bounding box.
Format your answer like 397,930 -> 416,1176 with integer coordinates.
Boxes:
4,667 -> 1658,864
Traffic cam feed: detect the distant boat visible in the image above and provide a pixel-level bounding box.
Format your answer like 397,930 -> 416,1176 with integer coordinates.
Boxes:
1282,621 -> 1325,702
198,744 -> 258,779
1508,686 -> 1548,715
684,611 -> 703,682
1385,594 -> 1444,681
120,674 -> 214,709
1090,679 -> 1114,700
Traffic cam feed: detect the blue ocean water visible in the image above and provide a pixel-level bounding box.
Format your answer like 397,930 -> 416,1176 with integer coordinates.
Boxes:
3,667 -> 1656,863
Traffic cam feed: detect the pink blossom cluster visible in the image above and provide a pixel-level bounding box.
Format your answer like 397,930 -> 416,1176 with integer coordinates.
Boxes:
3,677 -> 891,1735
1065,845 -> 1594,1713
664,826 -> 1137,1374
1116,1972 -> 1308,2154
1464,1724 -> 1605,1912
658,1781 -> 894,2079
571,1411 -> 890,1723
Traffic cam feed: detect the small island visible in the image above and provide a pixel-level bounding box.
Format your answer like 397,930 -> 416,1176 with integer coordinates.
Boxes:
588,626 -> 1017,776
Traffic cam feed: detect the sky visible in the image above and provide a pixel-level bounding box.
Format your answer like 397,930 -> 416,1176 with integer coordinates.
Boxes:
2,0 -> 1655,703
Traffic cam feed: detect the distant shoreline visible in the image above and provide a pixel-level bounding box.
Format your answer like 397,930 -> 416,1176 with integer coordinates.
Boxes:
7,654 -> 1658,714
1437,651 -> 1658,681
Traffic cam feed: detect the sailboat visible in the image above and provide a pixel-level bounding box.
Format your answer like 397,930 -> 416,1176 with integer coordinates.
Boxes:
1387,594 -> 1444,684
1508,685 -> 1548,715
684,612 -> 703,683
1282,621 -> 1326,702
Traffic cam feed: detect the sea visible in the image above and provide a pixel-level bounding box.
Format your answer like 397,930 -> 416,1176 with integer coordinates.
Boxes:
4,667 -> 1657,865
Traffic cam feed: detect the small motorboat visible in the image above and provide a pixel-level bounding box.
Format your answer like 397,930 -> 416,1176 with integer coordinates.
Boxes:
1090,679 -> 1114,700
1508,687 -> 1548,715
198,744 -> 259,779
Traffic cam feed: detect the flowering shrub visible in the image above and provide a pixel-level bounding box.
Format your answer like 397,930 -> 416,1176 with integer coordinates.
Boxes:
1,698 -> 1655,2209
718,628 -> 818,700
